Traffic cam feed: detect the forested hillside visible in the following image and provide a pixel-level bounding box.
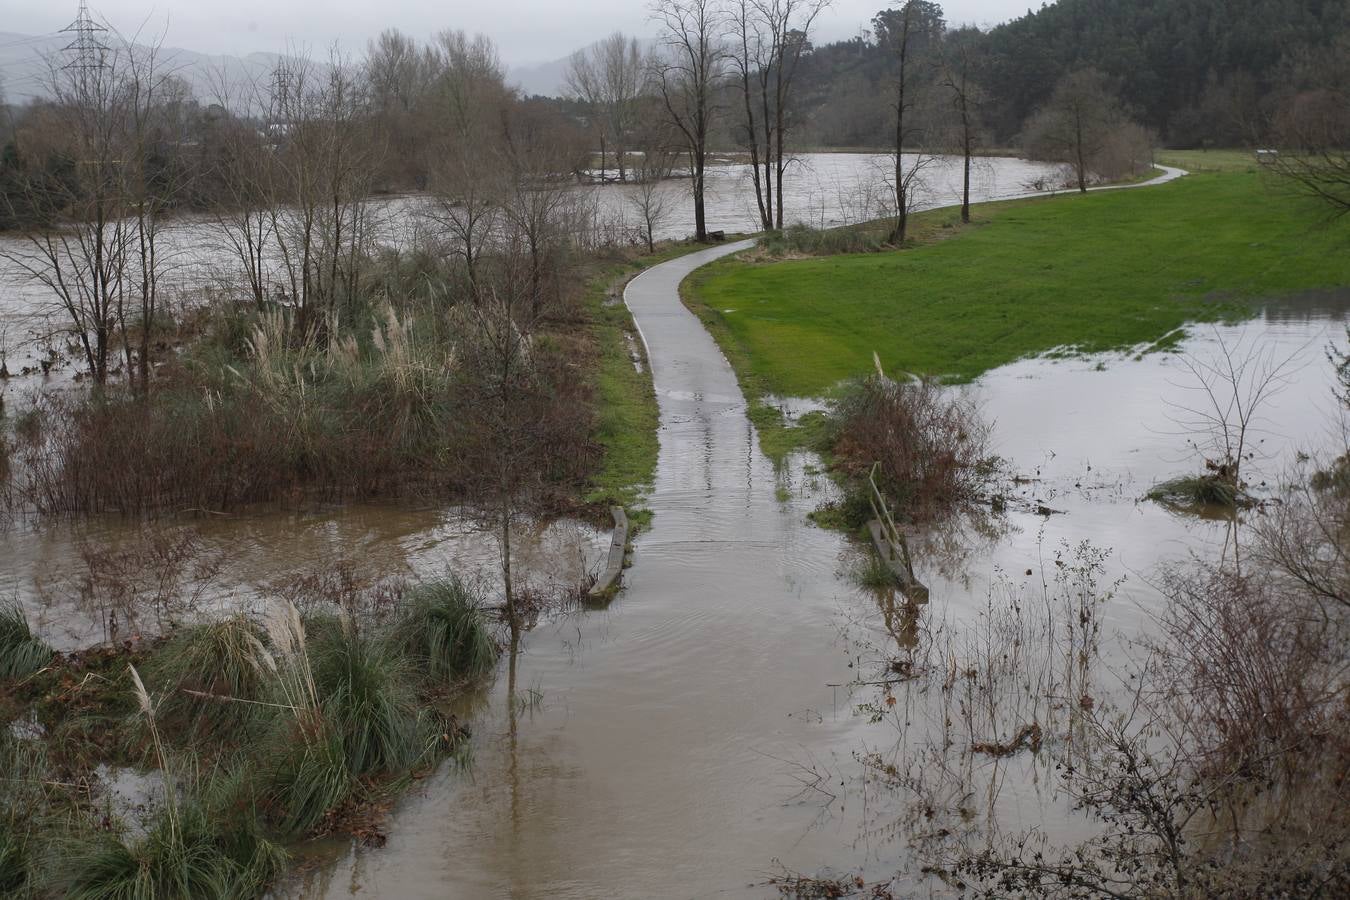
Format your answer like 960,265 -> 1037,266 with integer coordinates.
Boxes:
794,0 -> 1350,148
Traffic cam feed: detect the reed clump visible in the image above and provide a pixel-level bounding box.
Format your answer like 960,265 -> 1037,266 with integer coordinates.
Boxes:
0,601 -> 53,681
0,573 -> 501,898
8,299 -> 596,515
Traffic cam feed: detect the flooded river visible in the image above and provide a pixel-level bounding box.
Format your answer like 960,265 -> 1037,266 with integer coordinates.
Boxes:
2,159 -> 1346,895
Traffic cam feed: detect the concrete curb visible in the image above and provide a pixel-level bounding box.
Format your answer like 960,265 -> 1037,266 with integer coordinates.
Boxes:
587,506 -> 630,602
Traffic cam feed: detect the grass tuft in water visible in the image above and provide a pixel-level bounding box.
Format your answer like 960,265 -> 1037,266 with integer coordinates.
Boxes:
65,771 -> 286,900
852,554 -> 900,589
306,617 -> 430,777
147,615 -> 275,742
1147,474 -> 1241,510
394,578 -> 499,683
0,602 -> 54,681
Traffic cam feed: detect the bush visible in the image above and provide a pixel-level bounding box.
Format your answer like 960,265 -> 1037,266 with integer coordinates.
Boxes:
830,374 -> 989,522
0,602 -> 53,681
394,578 -> 499,684
758,222 -> 889,257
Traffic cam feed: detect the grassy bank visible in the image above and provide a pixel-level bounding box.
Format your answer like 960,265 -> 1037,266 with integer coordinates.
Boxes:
1156,148 -> 1261,173
684,172 -> 1350,401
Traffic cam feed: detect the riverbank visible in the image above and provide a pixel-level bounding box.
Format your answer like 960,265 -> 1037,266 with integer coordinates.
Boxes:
683,171 -> 1350,406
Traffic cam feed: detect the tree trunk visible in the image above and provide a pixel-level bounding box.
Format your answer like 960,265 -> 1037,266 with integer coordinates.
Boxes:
693,150 -> 707,242
962,126 -> 971,224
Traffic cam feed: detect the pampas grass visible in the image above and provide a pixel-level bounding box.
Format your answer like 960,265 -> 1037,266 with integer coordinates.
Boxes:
0,602 -> 53,681
394,578 -> 499,683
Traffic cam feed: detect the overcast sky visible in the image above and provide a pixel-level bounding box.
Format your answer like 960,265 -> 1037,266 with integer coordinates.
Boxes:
2,1 -> 1032,65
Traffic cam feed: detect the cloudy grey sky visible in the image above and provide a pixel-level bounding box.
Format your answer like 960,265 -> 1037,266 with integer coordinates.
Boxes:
2,1 -> 1030,65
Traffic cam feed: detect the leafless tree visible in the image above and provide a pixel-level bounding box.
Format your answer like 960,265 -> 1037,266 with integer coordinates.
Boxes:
728,0 -> 830,231
422,31 -> 513,300
565,32 -> 646,183
262,51 -> 383,339
874,1 -> 944,243
1,31 -> 138,385
935,27 -> 984,223
1267,48 -> 1350,219
366,28 -> 434,189
1022,68 -> 1127,193
628,142 -> 680,252
499,101 -> 589,321
650,0 -> 726,242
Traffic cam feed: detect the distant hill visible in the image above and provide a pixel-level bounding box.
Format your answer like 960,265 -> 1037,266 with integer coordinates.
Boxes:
507,54 -> 573,99
0,31 -> 306,108
791,0 -> 1350,148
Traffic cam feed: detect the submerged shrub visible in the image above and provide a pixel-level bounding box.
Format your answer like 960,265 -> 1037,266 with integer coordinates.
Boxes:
394,578 -> 499,683
1147,473 -> 1240,510
830,373 -> 989,522
0,601 -> 53,680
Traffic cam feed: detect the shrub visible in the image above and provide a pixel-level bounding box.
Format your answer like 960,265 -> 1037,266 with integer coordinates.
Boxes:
830,374 -> 989,522
394,578 -> 499,683
758,222 -> 889,257
0,602 -> 53,681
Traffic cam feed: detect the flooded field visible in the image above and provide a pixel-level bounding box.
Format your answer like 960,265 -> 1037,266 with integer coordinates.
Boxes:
2,157 -> 1341,896
278,270 -> 1341,894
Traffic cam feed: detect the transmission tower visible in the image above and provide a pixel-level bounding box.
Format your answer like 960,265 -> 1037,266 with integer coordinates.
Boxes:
59,1 -> 110,74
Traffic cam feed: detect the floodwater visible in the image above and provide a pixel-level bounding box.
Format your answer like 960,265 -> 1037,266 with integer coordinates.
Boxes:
2,158 -> 1345,895
282,259 -> 1343,895
0,153 -> 1055,382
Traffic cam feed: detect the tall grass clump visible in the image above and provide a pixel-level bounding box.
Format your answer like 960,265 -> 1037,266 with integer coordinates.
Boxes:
0,601 -> 53,680
258,606 -> 435,835
145,615 -> 275,743
306,617 -> 430,776
394,578 -> 499,683
0,733 -> 52,897
65,778 -> 286,900
758,223 -> 889,257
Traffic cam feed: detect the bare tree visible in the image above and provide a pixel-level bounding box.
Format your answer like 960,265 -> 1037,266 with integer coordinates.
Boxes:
651,0 -> 725,242
423,31 -> 513,301
262,51 -> 383,339
874,1 -> 945,243
628,142 -> 680,252
565,32 -> 646,183
1022,68 -> 1126,194
1267,76 -> 1350,218
935,27 -> 984,224
728,0 -> 830,231
1,33 -> 133,385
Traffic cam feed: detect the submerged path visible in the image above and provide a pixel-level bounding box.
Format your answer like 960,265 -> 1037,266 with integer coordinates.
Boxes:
302,165 -> 1192,900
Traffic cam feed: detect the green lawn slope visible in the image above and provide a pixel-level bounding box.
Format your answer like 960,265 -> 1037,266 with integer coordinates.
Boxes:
684,172 -> 1350,398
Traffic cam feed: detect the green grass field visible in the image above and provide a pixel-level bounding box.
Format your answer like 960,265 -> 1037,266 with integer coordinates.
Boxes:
1156,149 -> 1262,173
684,172 -> 1350,399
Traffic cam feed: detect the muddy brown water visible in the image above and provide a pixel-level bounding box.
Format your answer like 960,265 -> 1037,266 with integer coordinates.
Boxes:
1,161 -> 1346,895
282,269 -> 1342,895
